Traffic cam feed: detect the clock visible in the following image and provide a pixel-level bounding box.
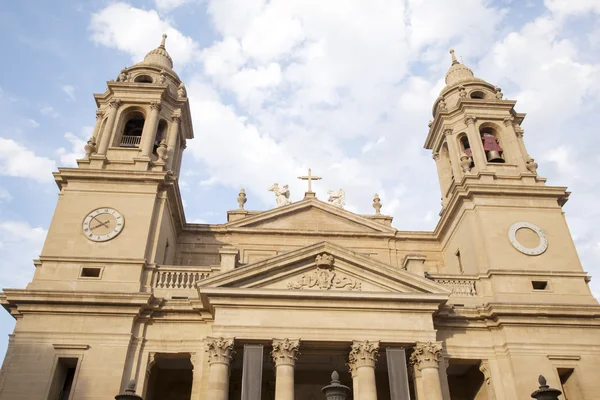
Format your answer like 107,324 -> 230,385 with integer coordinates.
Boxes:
508,222 -> 548,256
82,207 -> 125,242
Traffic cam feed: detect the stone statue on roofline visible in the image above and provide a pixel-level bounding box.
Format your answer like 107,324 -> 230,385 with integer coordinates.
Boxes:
268,183 -> 291,207
327,189 -> 345,209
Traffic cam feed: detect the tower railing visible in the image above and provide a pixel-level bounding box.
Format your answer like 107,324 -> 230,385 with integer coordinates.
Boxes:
152,265 -> 216,290
120,135 -> 142,148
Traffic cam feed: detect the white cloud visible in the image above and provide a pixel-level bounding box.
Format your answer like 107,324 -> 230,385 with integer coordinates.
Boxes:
155,0 -> 193,12
545,0 -> 600,17
0,188 -> 12,203
40,106 -> 59,119
0,138 -> 56,183
0,221 -> 46,289
56,131 -> 89,167
61,85 -> 75,100
28,119 -> 40,128
89,2 -> 200,67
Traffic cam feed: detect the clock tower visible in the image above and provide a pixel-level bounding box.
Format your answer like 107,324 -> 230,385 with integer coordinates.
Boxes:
28,35 -> 193,293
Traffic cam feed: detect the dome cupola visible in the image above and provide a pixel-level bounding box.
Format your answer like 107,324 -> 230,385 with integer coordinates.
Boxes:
445,49 -> 475,86
142,34 -> 174,70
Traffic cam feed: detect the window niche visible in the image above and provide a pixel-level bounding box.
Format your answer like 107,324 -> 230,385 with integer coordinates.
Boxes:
470,90 -> 485,99
479,126 -> 505,163
458,135 -> 475,171
134,75 -> 153,83
153,119 -> 168,156
120,112 -> 145,148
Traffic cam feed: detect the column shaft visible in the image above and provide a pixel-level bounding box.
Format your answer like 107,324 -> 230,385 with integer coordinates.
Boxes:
464,116 -> 487,171
501,117 -> 527,168
91,110 -> 105,141
97,100 -> 120,155
208,363 -> 230,400
421,367 -> 444,400
351,369 -> 359,400
166,115 -> 180,170
445,132 -> 464,180
357,366 -> 377,400
274,364 -> 295,400
410,342 -> 444,400
140,102 -> 161,157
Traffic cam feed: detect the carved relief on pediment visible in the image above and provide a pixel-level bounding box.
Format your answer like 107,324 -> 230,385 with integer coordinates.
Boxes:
287,253 -> 362,291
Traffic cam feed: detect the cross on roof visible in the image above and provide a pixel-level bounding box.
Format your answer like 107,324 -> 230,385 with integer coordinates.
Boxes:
298,168 -> 322,194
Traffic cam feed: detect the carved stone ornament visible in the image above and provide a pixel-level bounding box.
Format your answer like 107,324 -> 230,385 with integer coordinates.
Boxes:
327,189 -> 345,208
503,116 -> 515,127
172,114 -> 182,124
95,110 -> 105,120
156,139 -> 168,161
287,254 -> 361,291
116,68 -> 129,83
432,152 -> 440,161
157,70 -> 167,84
508,222 -> 548,256
458,85 -> 467,98
348,340 -> 379,369
108,99 -> 122,109
237,188 -> 247,210
205,337 -> 234,365
373,193 -> 382,215
271,338 -> 300,367
178,82 -> 187,98
84,137 -> 97,158
526,158 -> 539,174
410,341 -> 443,370
464,115 -> 477,125
268,183 -> 291,207
150,101 -> 162,111
442,126 -> 453,136
460,154 -> 472,173
438,98 -> 447,112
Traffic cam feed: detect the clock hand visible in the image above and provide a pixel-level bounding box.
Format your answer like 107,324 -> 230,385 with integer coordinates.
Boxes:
90,220 -> 110,230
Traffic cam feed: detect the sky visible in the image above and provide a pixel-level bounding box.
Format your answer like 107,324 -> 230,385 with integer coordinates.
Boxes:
0,0 -> 600,360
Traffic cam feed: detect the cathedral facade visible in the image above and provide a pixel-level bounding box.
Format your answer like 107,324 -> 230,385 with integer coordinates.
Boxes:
0,37 -> 598,400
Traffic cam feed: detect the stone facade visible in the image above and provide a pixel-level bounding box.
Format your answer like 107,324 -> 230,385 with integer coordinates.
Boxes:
0,41 -> 598,400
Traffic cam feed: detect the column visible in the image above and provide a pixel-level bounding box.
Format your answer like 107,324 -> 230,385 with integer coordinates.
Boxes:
443,128 -> 464,180
97,99 -> 121,155
348,340 -> 379,400
166,113 -> 181,170
432,152 -> 451,203
140,101 -> 161,158
349,364 -> 359,400
410,363 -> 424,400
501,117 -> 527,169
190,352 -> 205,400
206,337 -> 235,400
271,338 -> 300,400
464,116 -> 487,171
91,110 -> 105,141
409,342 -> 444,400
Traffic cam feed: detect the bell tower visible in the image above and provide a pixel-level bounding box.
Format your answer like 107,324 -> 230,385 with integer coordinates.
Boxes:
28,35 -> 192,292
80,34 -> 193,174
424,51 -> 591,304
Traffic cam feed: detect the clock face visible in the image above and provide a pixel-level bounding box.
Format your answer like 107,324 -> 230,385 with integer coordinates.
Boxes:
82,208 -> 124,242
508,221 -> 548,256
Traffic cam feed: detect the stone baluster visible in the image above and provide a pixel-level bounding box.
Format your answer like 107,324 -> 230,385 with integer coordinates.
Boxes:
271,338 -> 300,400
166,113 -> 181,170
410,342 -> 444,400
348,340 -> 379,400
206,337 -> 235,400
97,99 -> 121,155
140,101 -> 162,158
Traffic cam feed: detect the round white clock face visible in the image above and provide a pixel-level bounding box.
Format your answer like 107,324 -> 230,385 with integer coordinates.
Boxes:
82,208 -> 125,242
508,222 -> 548,256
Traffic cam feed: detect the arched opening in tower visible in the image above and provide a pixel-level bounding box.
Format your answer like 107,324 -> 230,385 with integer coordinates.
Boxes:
120,112 -> 145,148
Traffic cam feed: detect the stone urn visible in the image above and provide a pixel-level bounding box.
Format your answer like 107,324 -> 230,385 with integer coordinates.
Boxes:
115,380 -> 143,400
531,375 -> 561,400
321,371 -> 350,400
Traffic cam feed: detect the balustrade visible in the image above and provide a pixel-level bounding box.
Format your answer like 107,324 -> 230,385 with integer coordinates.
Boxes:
120,135 -> 142,148
153,267 -> 212,289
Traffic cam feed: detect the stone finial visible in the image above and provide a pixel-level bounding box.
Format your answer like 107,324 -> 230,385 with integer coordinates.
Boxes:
116,68 -> 129,83
115,379 -> 143,400
373,194 -> 382,215
409,341 -> 443,371
178,82 -> 187,98
271,338 -> 300,367
348,340 -> 379,369
460,154 -> 472,173
531,375 -> 562,400
160,33 -> 167,48
237,188 -> 247,210
495,86 -> 503,99
428,120 -> 433,128
526,158 -> 538,174
321,370 -> 350,400
450,49 -> 458,65
156,139 -> 168,161
84,137 -> 97,158
205,337 -> 235,366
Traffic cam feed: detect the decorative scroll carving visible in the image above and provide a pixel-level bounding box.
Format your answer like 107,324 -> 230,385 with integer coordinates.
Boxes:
108,99 -> 122,109
442,126 -> 453,136
434,279 -> 477,296
287,254 -> 361,291
348,340 -> 379,369
171,115 -> 182,124
205,337 -> 234,365
95,110 -> 105,120
410,342 -> 443,370
503,116 -> 514,127
271,338 -> 300,367
150,101 -> 162,111
479,360 -> 497,400
464,115 -> 477,125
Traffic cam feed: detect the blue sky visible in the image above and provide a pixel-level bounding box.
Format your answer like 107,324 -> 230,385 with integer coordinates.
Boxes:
1,0 -> 600,360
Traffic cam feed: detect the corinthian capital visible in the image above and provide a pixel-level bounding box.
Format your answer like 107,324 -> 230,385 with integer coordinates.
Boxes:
442,125 -> 453,136
205,337 -> 234,366
95,110 -> 105,120
271,338 -> 300,367
409,341 -> 443,370
348,340 -> 379,370
108,99 -> 122,109
464,115 -> 477,125
150,101 -> 162,111
503,116 -> 515,127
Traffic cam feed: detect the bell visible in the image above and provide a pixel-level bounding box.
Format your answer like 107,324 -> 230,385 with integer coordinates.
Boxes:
486,150 -> 504,163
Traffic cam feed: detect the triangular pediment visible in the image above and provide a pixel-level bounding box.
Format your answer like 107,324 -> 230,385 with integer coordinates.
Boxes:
197,242 -> 450,295
226,198 -> 396,234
